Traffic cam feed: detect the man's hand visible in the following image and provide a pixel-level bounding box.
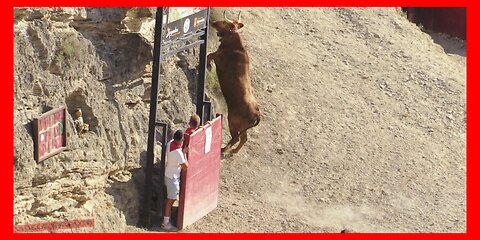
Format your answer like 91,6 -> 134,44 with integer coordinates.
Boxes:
180,162 -> 189,170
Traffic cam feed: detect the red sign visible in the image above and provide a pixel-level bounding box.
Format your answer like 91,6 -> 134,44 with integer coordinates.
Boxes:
33,107 -> 67,162
177,114 -> 222,229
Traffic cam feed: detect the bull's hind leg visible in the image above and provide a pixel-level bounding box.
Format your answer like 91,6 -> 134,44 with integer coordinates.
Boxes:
223,115 -> 241,155
222,125 -> 241,155
222,134 -> 240,155
231,131 -> 247,154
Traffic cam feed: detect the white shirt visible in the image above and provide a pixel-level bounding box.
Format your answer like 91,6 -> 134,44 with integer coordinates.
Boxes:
165,140 -> 187,179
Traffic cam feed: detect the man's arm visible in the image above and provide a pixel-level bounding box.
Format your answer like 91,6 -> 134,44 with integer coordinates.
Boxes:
180,161 -> 189,170
177,150 -> 189,170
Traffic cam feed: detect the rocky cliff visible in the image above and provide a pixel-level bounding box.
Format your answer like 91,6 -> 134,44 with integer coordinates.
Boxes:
14,7 -> 200,232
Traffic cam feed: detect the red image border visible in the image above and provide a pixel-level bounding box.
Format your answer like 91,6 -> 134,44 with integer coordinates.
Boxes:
4,1 -> 477,240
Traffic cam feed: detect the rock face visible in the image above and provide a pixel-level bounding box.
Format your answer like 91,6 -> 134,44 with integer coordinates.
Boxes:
14,7 -> 200,232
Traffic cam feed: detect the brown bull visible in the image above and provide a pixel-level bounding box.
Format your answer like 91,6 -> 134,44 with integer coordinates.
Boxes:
207,11 -> 260,155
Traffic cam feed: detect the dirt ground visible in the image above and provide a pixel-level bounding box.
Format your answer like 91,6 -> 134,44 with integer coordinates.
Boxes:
139,7 -> 466,233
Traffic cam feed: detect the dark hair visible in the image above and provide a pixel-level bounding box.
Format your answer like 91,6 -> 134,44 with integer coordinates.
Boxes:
173,130 -> 184,142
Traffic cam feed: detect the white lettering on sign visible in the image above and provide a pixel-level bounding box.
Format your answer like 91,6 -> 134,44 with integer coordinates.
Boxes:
205,126 -> 212,154
183,18 -> 190,33
165,27 -> 179,39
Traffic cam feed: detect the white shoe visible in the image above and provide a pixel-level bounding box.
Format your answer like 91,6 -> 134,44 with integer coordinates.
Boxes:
161,222 -> 177,231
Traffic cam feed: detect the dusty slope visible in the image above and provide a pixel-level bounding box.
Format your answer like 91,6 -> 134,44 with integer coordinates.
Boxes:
182,7 -> 466,233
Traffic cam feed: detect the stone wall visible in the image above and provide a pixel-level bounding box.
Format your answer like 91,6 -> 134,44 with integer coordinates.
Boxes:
14,7 -> 201,232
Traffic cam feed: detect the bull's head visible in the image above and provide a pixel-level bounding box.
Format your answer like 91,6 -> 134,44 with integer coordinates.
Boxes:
211,11 -> 244,40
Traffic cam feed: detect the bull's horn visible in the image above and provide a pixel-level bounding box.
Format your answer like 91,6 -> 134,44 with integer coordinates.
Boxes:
224,10 -> 233,23
237,11 -> 242,22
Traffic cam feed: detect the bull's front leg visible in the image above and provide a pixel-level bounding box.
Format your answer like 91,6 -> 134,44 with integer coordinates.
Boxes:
207,52 -> 216,71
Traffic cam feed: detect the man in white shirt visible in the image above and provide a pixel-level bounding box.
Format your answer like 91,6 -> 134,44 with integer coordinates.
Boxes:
162,130 -> 189,231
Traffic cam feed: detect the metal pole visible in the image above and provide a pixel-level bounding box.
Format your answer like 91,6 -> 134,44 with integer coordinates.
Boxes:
141,7 -> 164,228
196,8 -> 210,125
203,101 -> 212,123
157,122 -> 168,222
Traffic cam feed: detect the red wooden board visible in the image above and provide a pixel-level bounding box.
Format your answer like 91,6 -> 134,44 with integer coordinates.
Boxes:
177,115 -> 222,229
33,107 -> 67,162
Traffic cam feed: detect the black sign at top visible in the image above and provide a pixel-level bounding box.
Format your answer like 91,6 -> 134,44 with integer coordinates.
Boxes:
163,7 -> 208,44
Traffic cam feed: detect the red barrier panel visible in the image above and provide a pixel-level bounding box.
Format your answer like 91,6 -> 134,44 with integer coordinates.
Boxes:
177,115 -> 222,229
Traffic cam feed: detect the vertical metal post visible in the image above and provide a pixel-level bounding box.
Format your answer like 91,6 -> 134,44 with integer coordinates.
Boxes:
157,122 -> 168,220
141,7 -> 164,228
159,123 -> 168,178
203,101 -> 212,123
196,8 -> 210,125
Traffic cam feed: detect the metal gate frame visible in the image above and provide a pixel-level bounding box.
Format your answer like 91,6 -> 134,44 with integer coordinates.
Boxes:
140,7 -> 213,228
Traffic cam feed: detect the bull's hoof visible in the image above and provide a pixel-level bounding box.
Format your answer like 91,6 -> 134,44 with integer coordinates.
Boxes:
221,148 -> 233,158
222,152 -> 233,159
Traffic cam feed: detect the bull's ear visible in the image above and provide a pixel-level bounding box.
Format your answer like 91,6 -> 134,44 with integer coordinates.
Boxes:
236,22 -> 244,30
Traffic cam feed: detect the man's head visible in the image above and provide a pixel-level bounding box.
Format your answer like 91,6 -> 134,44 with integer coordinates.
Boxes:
173,130 -> 184,143
74,108 -> 82,118
211,11 -> 244,39
189,114 -> 201,128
